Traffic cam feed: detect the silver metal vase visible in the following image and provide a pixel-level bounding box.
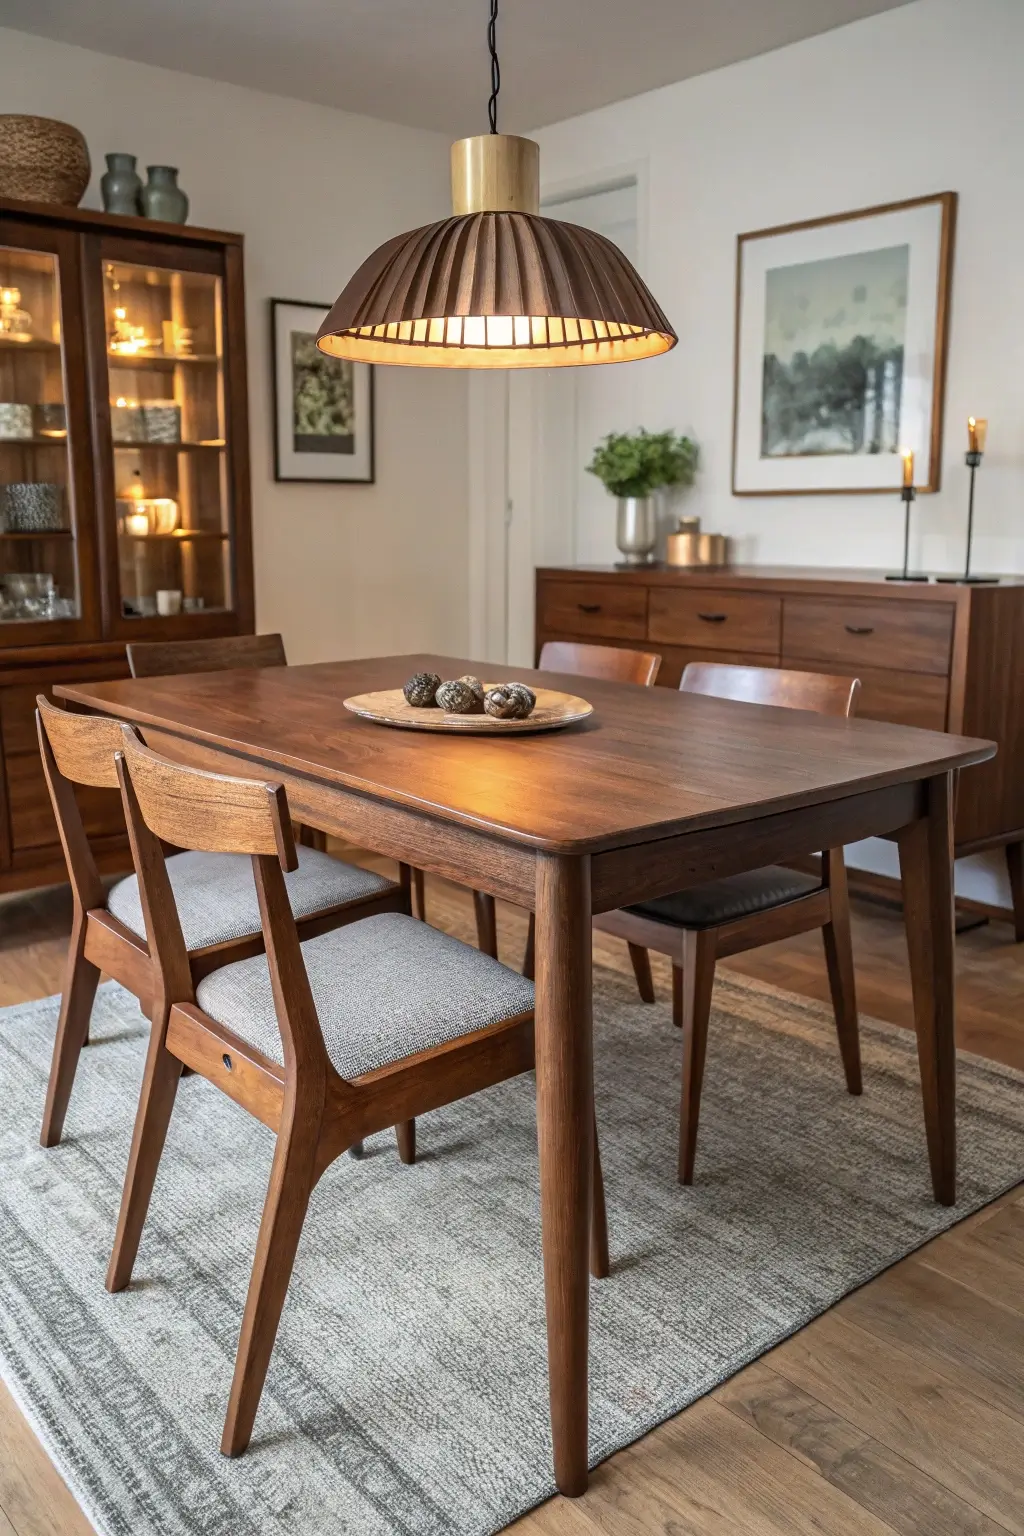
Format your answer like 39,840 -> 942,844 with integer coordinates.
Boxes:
615,496 -> 657,566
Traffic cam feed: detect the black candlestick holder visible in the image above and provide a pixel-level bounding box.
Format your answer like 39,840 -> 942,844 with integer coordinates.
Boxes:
885,485 -> 927,580
936,449 -> 998,584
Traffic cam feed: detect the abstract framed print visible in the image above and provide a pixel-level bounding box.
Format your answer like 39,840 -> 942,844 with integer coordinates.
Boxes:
271,299 -> 374,483
732,192 -> 956,494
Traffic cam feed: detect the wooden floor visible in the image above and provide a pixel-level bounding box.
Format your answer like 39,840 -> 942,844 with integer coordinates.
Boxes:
1,861 -> 1023,1536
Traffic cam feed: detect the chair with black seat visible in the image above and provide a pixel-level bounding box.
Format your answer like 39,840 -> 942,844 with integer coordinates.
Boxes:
593,661 -> 863,1185
107,726 -> 609,1456
35,696 -> 405,1148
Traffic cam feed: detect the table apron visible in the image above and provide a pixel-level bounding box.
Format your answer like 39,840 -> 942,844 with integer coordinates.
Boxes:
137,725 -> 538,905
590,780 -> 924,914
128,725 -> 924,914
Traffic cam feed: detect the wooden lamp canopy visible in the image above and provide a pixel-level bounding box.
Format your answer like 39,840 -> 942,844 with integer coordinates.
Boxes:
317,6 -> 676,370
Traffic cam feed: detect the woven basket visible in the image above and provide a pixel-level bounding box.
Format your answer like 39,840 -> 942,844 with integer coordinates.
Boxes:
0,116 -> 90,206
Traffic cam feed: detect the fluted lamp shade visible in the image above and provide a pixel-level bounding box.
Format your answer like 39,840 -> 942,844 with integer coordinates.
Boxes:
317,134 -> 676,369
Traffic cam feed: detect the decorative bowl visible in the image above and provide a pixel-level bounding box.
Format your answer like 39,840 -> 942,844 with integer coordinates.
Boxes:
343,684 -> 593,735
0,115 -> 91,206
1,481 -> 65,532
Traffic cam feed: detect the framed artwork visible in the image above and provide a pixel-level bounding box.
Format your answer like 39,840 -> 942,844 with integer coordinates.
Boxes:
271,299 -> 374,483
732,192 -> 956,495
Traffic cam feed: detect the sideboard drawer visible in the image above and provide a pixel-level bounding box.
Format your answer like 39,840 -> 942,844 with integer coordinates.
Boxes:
782,597 -> 954,676
784,656 -> 949,730
538,580 -> 647,640
649,589 -> 781,655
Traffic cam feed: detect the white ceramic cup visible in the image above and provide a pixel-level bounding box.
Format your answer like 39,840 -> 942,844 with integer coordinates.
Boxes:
156,588 -> 183,616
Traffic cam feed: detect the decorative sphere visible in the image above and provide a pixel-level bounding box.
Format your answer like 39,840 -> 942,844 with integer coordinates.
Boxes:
403,672 -> 441,707
506,681 -> 536,710
436,678 -> 484,714
484,683 -> 535,720
458,674 -> 485,706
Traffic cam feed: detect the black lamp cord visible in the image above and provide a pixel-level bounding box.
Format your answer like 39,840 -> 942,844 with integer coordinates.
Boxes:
488,0 -> 500,132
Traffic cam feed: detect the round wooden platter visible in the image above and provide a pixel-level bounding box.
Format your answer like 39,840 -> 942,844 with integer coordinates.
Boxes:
343,684 -> 593,735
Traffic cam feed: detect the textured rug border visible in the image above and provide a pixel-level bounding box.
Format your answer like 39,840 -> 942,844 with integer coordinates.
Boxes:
2,970 -> 1022,1536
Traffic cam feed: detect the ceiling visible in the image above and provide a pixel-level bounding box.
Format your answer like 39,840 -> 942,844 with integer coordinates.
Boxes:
2,0 -> 915,136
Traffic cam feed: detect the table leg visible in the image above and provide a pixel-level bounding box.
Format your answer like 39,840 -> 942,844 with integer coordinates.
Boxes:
897,773 -> 956,1206
535,851 -> 593,1497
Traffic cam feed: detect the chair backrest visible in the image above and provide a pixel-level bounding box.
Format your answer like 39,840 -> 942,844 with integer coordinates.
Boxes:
36,696 -> 143,914
116,728 -> 324,1075
538,640 -> 661,687
679,662 -> 860,718
126,632 -> 287,679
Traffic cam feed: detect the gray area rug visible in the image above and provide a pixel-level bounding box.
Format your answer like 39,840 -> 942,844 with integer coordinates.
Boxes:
1,966 -> 1022,1536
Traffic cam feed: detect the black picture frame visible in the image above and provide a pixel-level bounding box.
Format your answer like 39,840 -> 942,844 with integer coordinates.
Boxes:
270,298 -> 375,484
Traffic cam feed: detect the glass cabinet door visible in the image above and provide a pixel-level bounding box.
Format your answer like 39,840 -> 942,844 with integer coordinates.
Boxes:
0,235 -> 91,638
99,250 -> 234,624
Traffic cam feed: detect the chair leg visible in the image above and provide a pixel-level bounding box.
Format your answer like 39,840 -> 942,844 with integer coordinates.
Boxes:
821,849 -> 863,1096
412,867 -> 427,922
296,824 -> 327,852
40,914 -> 100,1148
221,1110 -> 321,1457
590,1109 -> 609,1280
627,942 -> 656,1004
523,912 -> 536,980
672,962 -> 683,1027
396,1119 -> 416,1164
106,1012 -> 183,1292
678,929 -> 717,1186
473,890 -> 499,958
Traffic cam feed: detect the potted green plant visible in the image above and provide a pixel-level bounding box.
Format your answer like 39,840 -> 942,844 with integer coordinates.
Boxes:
586,429 -> 699,565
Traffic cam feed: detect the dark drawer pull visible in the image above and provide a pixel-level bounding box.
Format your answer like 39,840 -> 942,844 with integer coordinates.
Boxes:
844,624 -> 874,636
578,603 -> 601,613
697,612 -> 727,623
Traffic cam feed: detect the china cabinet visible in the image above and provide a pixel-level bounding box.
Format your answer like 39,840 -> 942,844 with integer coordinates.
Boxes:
0,196 -> 253,894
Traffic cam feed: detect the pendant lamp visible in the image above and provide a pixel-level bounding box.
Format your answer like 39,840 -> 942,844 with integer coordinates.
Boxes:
317,2 -> 676,370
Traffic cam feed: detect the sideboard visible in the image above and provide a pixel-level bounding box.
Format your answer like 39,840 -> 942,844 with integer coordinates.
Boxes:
535,565 -> 1024,937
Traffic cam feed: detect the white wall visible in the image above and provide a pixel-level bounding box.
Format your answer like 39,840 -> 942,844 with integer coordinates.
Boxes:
523,0 -> 1024,909
532,0 -> 1024,579
0,26 -> 469,664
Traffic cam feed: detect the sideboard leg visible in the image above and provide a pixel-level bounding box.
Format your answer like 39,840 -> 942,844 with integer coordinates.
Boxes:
1005,840 -> 1024,943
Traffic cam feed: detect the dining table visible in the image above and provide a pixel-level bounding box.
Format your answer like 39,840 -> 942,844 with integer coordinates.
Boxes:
56,651 -> 995,1497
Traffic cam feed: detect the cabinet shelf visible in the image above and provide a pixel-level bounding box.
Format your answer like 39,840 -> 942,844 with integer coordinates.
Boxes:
0,337 -> 61,353
118,529 -> 228,542
0,529 -> 72,540
112,440 -> 226,452
107,352 -> 220,369
0,435 -> 68,447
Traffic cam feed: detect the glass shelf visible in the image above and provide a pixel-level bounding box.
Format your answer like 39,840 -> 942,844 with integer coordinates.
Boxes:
1,244 -> 79,625
103,258 -> 233,620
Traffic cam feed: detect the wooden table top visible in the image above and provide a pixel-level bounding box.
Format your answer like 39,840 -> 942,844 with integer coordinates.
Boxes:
56,653 -> 995,855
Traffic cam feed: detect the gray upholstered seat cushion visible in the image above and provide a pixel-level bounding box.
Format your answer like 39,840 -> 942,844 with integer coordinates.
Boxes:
195,912 -> 535,1079
629,865 -> 822,930
106,848 -> 394,952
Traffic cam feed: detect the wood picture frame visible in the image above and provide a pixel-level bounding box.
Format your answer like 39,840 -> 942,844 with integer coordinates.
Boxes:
731,192 -> 956,496
270,299 -> 375,484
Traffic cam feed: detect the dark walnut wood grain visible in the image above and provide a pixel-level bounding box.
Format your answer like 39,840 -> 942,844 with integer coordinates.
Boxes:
56,652 -> 993,1498
537,565 -> 1024,937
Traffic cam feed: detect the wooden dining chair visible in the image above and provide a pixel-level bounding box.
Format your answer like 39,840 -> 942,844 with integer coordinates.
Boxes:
107,727 -> 610,1456
34,696 -> 405,1147
126,632 -> 332,855
594,661 -> 863,1185
486,641 -> 663,985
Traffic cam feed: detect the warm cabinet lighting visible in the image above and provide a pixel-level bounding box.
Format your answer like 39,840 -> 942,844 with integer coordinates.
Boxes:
317,4 -> 676,370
